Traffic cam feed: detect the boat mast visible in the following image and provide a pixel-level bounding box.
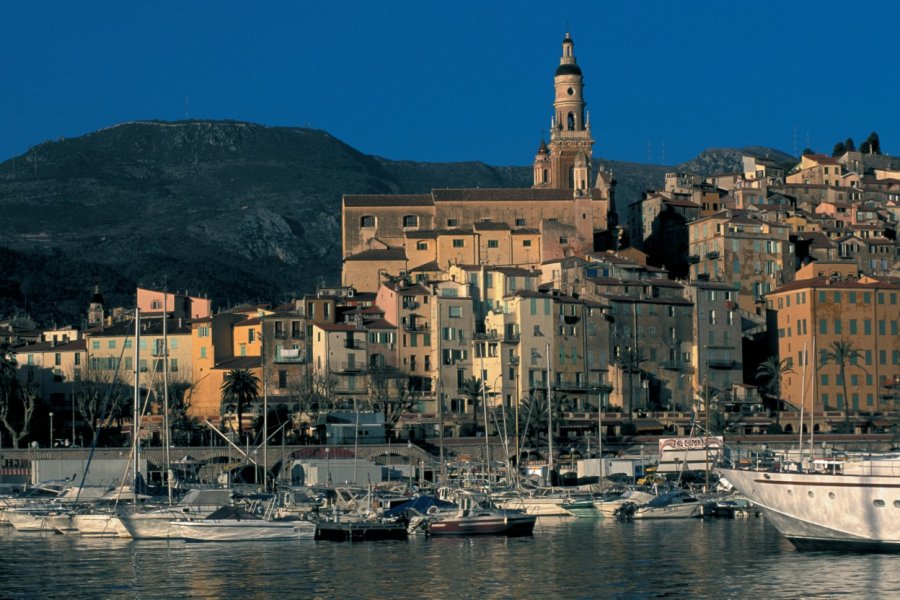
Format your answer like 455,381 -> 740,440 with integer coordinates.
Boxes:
809,335 -> 816,460
480,350 -> 490,484
162,289 -> 172,506
262,323 -> 268,492
133,307 -> 140,507
798,341 -> 807,461
546,341 -> 553,480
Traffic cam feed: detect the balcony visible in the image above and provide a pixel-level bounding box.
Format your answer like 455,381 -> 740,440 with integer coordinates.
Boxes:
338,361 -> 367,373
661,361 -> 688,371
274,348 -> 306,364
708,358 -> 736,369
343,338 -> 365,349
503,332 -> 520,343
509,356 -> 520,366
706,250 -> 720,260
687,255 -> 700,264
403,323 -> 429,333
274,331 -> 288,339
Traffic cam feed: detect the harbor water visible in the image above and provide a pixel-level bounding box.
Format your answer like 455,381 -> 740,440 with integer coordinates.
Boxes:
1,517 -> 897,599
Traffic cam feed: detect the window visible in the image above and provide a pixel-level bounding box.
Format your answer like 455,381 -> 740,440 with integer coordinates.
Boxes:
54,353 -> 61,366
447,218 -> 459,227
170,338 -> 178,349
200,346 -> 207,359
360,215 -> 375,228
487,240 -> 499,249
416,241 -> 428,250
402,215 -> 418,228
278,370 -> 287,388
108,340 -> 116,349
516,218 -> 526,226
452,239 -> 464,248
92,340 -> 100,350
523,240 -> 532,247
449,306 -> 462,318
170,359 -> 178,372
559,237 -> 568,244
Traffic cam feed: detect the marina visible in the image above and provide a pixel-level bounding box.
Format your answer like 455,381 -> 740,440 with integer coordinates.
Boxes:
2,515 -> 899,598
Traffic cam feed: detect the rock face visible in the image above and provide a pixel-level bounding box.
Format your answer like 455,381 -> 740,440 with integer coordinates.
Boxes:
0,120 -> 791,323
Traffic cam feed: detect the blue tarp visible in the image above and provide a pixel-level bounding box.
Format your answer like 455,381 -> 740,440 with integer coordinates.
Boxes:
383,495 -> 456,518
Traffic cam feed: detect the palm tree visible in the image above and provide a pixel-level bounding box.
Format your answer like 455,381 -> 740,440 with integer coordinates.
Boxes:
755,357 -> 795,426
824,340 -> 864,430
220,369 -> 260,443
460,377 -> 488,434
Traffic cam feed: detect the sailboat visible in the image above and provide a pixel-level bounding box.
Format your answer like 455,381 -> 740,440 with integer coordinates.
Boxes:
169,499 -> 316,542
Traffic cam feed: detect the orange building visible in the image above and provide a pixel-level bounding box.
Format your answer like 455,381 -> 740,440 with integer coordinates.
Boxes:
766,265 -> 900,422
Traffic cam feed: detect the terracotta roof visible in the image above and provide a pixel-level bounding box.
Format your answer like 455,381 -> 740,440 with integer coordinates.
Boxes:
409,260 -> 441,272
432,188 -> 604,202
235,317 -> 260,326
344,248 -> 407,262
511,228 -> 540,234
366,319 -> 396,330
213,356 -> 261,370
404,231 -> 439,239
805,154 -> 841,166
11,339 -> 86,353
343,194 -> 433,208
315,323 -> 363,332
771,276 -> 900,294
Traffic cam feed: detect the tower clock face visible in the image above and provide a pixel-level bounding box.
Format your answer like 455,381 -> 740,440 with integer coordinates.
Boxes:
567,87 -> 574,96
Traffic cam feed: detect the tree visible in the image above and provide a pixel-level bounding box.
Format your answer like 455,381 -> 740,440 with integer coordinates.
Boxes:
74,362 -> 130,442
864,131 -> 881,155
220,369 -> 260,444
824,340 -> 864,430
367,366 -> 418,429
831,142 -> 846,157
755,356 -> 795,425
460,376 -> 488,433
0,347 -> 42,447
802,147 -> 815,156
844,137 -> 856,152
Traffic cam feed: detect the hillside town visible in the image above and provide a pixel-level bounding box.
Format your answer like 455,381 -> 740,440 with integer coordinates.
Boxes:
1,33 -> 899,455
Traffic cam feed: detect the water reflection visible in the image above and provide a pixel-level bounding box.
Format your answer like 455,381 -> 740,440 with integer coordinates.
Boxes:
0,518 -> 896,599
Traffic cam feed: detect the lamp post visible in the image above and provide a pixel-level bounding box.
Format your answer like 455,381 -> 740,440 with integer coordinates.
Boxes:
49,412 -> 54,447
71,393 -> 76,447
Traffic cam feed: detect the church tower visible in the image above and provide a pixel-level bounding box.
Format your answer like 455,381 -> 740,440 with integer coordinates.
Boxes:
87,285 -> 104,327
533,33 -> 595,190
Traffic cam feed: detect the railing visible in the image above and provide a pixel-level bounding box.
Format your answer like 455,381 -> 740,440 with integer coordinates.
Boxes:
274,331 -> 287,339
660,361 -> 687,370
274,349 -> 306,364
339,362 -> 367,372
706,250 -> 720,259
403,323 -> 429,332
503,332 -> 520,343
708,358 -> 736,369
343,339 -> 365,349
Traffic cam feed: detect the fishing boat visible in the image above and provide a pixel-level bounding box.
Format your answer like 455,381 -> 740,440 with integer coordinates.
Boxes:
119,488 -> 231,539
427,504 -> 537,536
169,505 -> 316,542
593,488 -> 657,517
718,454 -> 900,551
628,490 -> 704,519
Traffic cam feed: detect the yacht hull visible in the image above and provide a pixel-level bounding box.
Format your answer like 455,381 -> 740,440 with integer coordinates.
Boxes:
171,519 -> 316,542
719,466 -> 900,551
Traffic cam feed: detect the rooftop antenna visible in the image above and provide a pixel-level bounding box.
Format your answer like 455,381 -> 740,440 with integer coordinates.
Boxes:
185,96 -> 190,120
661,141 -> 666,165
647,140 -> 652,164
792,125 -> 798,157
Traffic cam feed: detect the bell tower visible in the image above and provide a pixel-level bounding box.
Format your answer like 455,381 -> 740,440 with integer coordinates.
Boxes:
533,33 -> 595,190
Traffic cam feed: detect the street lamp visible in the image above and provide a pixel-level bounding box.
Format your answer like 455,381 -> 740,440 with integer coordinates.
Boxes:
49,412 -> 54,447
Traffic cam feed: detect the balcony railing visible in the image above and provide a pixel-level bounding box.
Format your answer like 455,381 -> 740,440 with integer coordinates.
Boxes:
343,339 -> 365,349
660,361 -> 688,371
503,332 -> 520,343
338,362 -> 367,373
706,250 -> 720,259
708,358 -> 736,369
274,349 -> 306,364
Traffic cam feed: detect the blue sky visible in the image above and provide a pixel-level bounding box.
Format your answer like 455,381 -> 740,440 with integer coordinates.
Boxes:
1,1 -> 898,166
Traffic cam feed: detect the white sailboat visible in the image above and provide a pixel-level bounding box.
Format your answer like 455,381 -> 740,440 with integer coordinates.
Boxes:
169,503 -> 316,542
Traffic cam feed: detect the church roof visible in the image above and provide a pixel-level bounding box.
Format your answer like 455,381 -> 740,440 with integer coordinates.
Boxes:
343,194 -> 433,208
555,63 -> 582,77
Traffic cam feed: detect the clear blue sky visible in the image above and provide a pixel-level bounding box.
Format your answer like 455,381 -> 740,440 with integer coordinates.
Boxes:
2,1 -> 898,166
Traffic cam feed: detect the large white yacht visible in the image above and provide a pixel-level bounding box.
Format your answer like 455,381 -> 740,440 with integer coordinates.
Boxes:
718,454 -> 900,551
